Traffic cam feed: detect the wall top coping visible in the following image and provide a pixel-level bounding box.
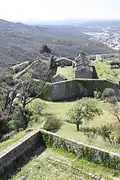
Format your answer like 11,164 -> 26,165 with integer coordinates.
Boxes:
50,79 -> 117,85
0,130 -> 40,158
39,129 -> 120,157
0,129 -> 120,160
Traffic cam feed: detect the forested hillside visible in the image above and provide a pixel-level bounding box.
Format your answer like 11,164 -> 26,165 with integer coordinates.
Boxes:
0,19 -> 115,67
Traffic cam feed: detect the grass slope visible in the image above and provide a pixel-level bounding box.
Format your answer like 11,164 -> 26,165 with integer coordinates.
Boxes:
57,66 -> 74,79
93,60 -> 120,83
27,98 -> 120,154
0,131 -> 28,152
12,148 -> 120,180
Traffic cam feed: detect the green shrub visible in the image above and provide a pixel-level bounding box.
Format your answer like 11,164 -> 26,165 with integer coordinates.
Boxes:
101,88 -> 117,103
29,101 -> 46,115
98,122 -> 120,145
112,105 -> 120,122
43,114 -> 62,132
83,127 -> 98,141
28,114 -> 44,127
40,44 -> 51,54
12,106 -> 32,132
0,110 -> 10,139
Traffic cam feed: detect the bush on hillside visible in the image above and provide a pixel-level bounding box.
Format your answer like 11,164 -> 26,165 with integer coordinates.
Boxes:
30,101 -> 46,115
83,127 -> 98,141
0,110 -> 10,139
29,114 -> 44,127
40,44 -> 51,54
98,122 -> 120,145
43,114 -> 62,133
102,88 -> 115,98
101,88 -> 117,103
12,106 -> 32,132
112,105 -> 120,122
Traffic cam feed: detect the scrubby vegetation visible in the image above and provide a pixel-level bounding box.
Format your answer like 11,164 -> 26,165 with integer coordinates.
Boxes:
43,114 -> 62,133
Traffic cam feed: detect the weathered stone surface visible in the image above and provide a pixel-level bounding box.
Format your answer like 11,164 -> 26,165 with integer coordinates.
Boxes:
45,79 -> 118,101
51,74 -> 67,83
0,130 -> 40,169
74,52 -> 93,79
56,57 -> 73,66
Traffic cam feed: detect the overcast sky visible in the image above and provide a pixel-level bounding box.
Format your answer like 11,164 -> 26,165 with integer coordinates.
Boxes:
0,0 -> 120,22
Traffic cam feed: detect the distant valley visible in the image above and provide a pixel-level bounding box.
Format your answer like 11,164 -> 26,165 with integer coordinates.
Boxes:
0,19 -> 120,67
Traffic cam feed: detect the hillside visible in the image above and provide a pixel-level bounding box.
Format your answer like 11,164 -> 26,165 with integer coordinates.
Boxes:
0,19 -> 115,67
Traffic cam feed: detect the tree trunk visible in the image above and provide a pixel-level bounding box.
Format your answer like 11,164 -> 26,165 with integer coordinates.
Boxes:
76,124 -> 80,131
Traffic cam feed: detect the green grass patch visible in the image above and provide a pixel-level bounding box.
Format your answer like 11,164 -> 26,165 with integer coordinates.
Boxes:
93,60 -> 120,83
57,122 -> 120,154
57,66 -> 74,79
92,60 -> 111,79
23,72 -> 31,79
27,98 -> 75,121
27,98 -> 120,153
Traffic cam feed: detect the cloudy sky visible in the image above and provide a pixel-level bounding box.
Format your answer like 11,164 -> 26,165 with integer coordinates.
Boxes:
0,0 -> 120,22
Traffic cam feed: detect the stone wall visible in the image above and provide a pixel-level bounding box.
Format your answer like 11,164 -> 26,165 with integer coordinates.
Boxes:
74,69 -> 92,79
51,80 -> 78,101
41,129 -> 120,170
11,61 -> 30,73
0,130 -> 42,178
0,129 -> 120,178
44,79 -> 118,101
56,57 -> 73,66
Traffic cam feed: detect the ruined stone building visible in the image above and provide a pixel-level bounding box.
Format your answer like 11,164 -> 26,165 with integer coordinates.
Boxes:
74,52 -> 93,79
96,55 -> 102,61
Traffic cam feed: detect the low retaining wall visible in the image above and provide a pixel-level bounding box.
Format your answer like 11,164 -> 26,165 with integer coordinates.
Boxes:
40,129 -> 120,170
0,129 -> 120,178
0,130 -> 43,178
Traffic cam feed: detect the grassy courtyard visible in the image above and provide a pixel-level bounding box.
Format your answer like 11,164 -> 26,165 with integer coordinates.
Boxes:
12,148 -> 120,180
57,66 -> 74,79
27,98 -> 120,154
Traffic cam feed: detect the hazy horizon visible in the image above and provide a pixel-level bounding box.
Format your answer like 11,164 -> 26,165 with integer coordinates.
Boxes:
0,0 -> 120,23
